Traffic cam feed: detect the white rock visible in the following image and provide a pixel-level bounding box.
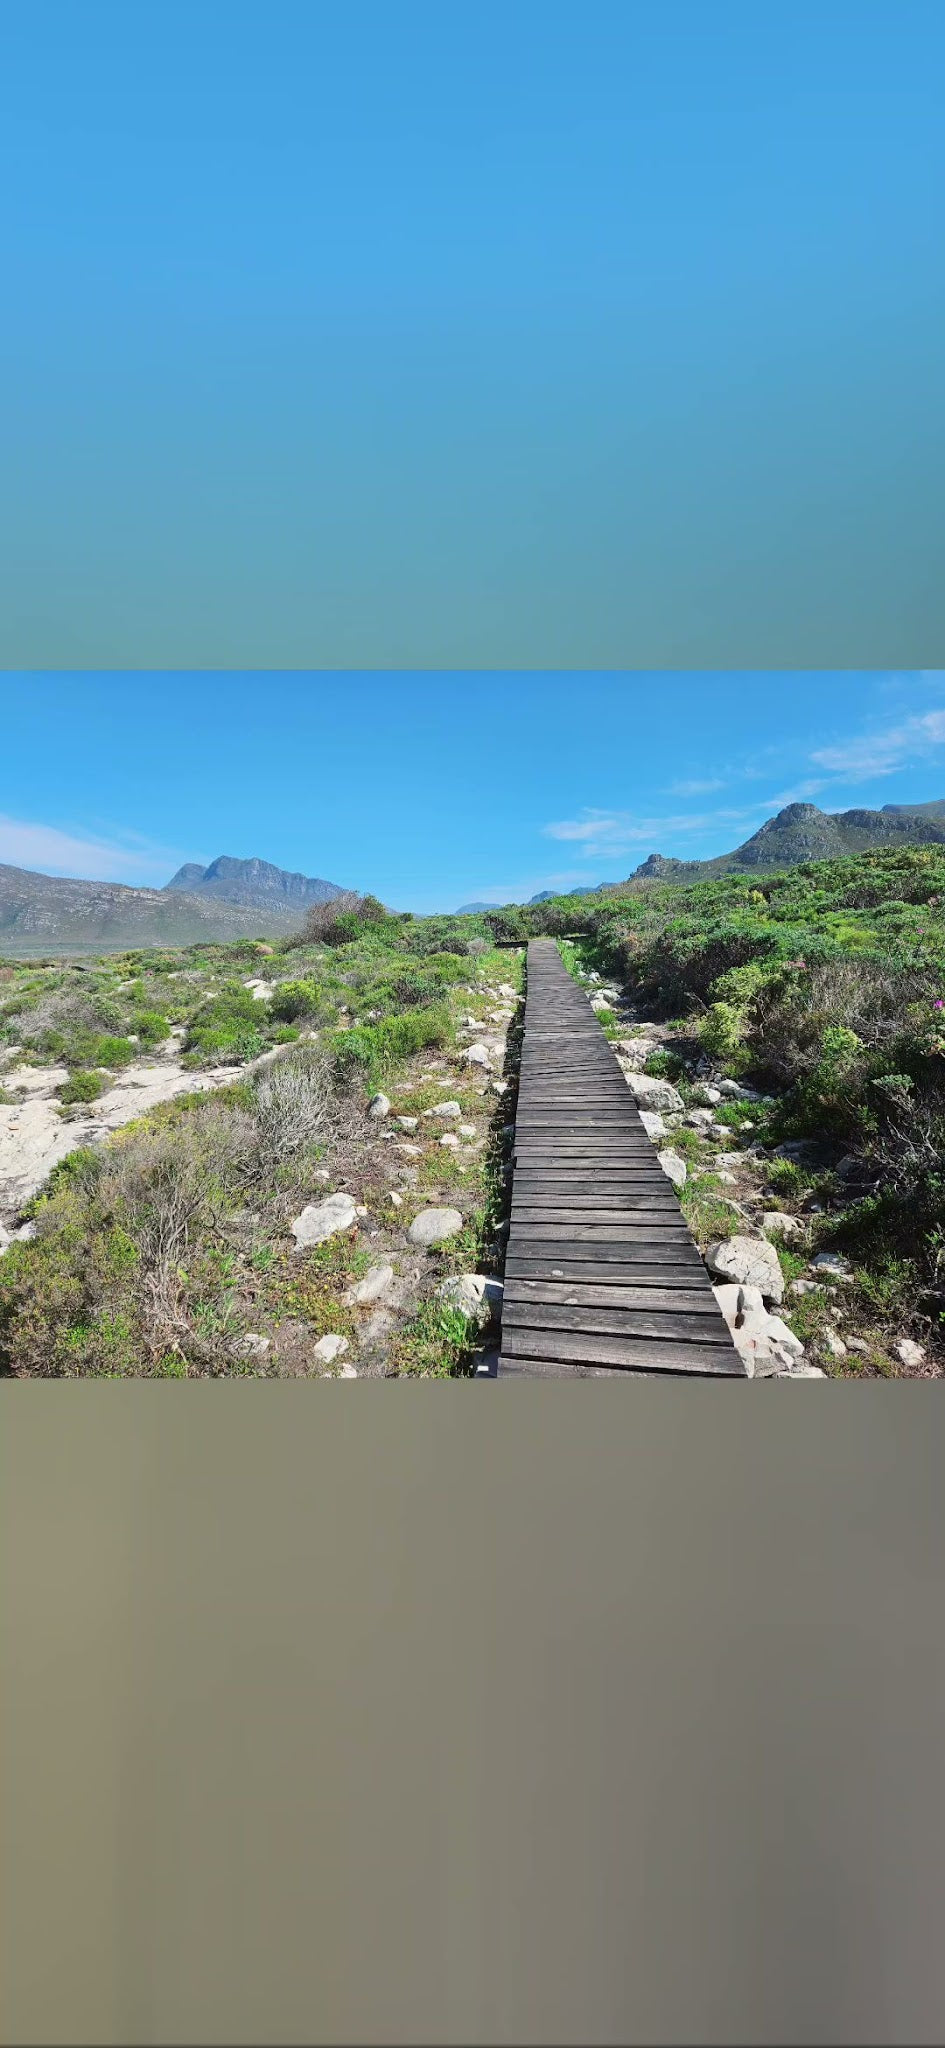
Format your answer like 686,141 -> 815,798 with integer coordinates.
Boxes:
638,1110 -> 667,1141
810,1252 -> 853,1280
355,1204 -> 369,1218
398,1142 -> 422,1158
764,1314 -> 805,1357
313,1334 -> 349,1365
491,1079 -> 509,1094
457,1123 -> 477,1138
778,1364 -> 827,1378
389,1191 -> 403,1208
498,985 -> 517,1000
234,1333 -> 271,1360
338,1362 -> 358,1377
763,1211 -> 802,1241
396,1116 -> 418,1131
715,1079 -> 748,1099
347,1262 -> 395,1305
716,1170 -> 737,1185
846,1337 -> 870,1356
685,1108 -> 716,1130
823,1328 -> 848,1359
705,1235 -> 784,1304
692,1083 -> 722,1106
895,1338 -> 926,1369
657,1149 -> 687,1189
291,1193 -> 358,1249
464,1043 -> 493,1067
424,1101 -> 461,1120
408,1206 -> 464,1247
436,1273 -> 504,1321
242,979 -> 274,1001
440,1132 -> 460,1149
790,1278 -> 821,1296
367,1092 -> 391,1119
624,1074 -> 684,1113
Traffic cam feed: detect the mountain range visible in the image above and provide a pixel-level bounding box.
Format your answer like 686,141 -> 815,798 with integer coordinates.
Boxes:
623,799 -> 945,886
0,855 -> 347,955
455,800 -> 945,910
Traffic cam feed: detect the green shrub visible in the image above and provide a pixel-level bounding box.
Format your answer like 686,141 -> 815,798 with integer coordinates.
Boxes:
129,1010 -> 169,1046
269,979 -> 323,1023
58,1070 -> 105,1104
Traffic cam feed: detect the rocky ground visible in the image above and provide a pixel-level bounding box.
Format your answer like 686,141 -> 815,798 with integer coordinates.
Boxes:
571,961 -> 940,1379
0,951 -> 523,1376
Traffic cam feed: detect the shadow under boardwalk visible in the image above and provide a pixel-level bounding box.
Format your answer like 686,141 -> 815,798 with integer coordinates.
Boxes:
497,939 -> 745,1378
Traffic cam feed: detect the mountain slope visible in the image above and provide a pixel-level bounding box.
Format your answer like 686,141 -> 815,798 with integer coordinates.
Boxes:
0,858 -> 345,955
626,800 -> 945,886
164,855 -> 344,909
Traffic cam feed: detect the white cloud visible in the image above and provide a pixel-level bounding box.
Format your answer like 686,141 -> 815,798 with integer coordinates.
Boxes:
810,708 -> 945,780
666,777 -> 727,796
542,803 -> 770,859
0,816 -> 196,885
456,869 -> 593,906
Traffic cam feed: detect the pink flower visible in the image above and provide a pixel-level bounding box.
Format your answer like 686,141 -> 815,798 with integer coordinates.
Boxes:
936,1000 -> 945,1011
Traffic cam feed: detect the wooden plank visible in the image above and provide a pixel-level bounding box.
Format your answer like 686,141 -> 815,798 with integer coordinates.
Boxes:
504,1278 -> 721,1314
501,1326 -> 743,1375
509,1221 -> 693,1243
503,1300 -> 734,1344
504,1254 -> 712,1286
512,1195 -> 679,1215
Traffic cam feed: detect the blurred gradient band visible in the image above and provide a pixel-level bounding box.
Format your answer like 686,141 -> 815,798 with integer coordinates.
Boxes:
0,0 -> 943,667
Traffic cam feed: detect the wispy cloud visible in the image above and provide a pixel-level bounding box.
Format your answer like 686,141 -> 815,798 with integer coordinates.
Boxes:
666,777 -> 727,797
0,816 -> 198,885
542,803 -> 770,860
810,706 -> 945,780
456,868 -> 594,906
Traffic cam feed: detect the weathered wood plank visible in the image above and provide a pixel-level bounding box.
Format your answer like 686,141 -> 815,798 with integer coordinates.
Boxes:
503,1278 -> 721,1313
503,1299 -> 734,1343
502,1326 -> 743,1375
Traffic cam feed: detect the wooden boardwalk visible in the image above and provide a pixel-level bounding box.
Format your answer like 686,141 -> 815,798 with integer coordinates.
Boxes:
497,940 -> 744,1378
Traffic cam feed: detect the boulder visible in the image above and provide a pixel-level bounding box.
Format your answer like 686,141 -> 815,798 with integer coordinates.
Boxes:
762,1211 -> 802,1241
656,1149 -> 687,1189
692,1083 -> 722,1106
424,1101 -> 462,1119
895,1337 -> 926,1369
638,1110 -> 666,1141
464,1043 -> 493,1067
367,1092 -> 391,1119
684,1108 -> 716,1130
313,1333 -> 349,1365
614,1039 -> 652,1069
624,1074 -> 684,1114
712,1282 -> 805,1376
408,1206 -> 464,1247
291,1193 -> 357,1249
822,1329 -> 848,1360
810,1252 -> 853,1281
705,1235 -> 784,1303
346,1263 -> 395,1306
440,1132 -> 460,1149
457,1124 -> 477,1138
436,1273 -> 504,1322
790,1278 -> 822,1297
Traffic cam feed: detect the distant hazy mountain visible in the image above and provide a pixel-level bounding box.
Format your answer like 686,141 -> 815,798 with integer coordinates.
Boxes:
0,853 -> 349,955
164,855 -> 344,910
625,800 -> 945,886
455,901 -> 497,914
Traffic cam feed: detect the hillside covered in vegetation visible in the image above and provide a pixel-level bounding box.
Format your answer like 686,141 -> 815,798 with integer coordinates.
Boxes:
1,847 -> 943,1376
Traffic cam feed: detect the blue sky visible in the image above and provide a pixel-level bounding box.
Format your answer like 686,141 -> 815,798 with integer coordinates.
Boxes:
3,674 -> 945,912
1,2 -> 943,665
